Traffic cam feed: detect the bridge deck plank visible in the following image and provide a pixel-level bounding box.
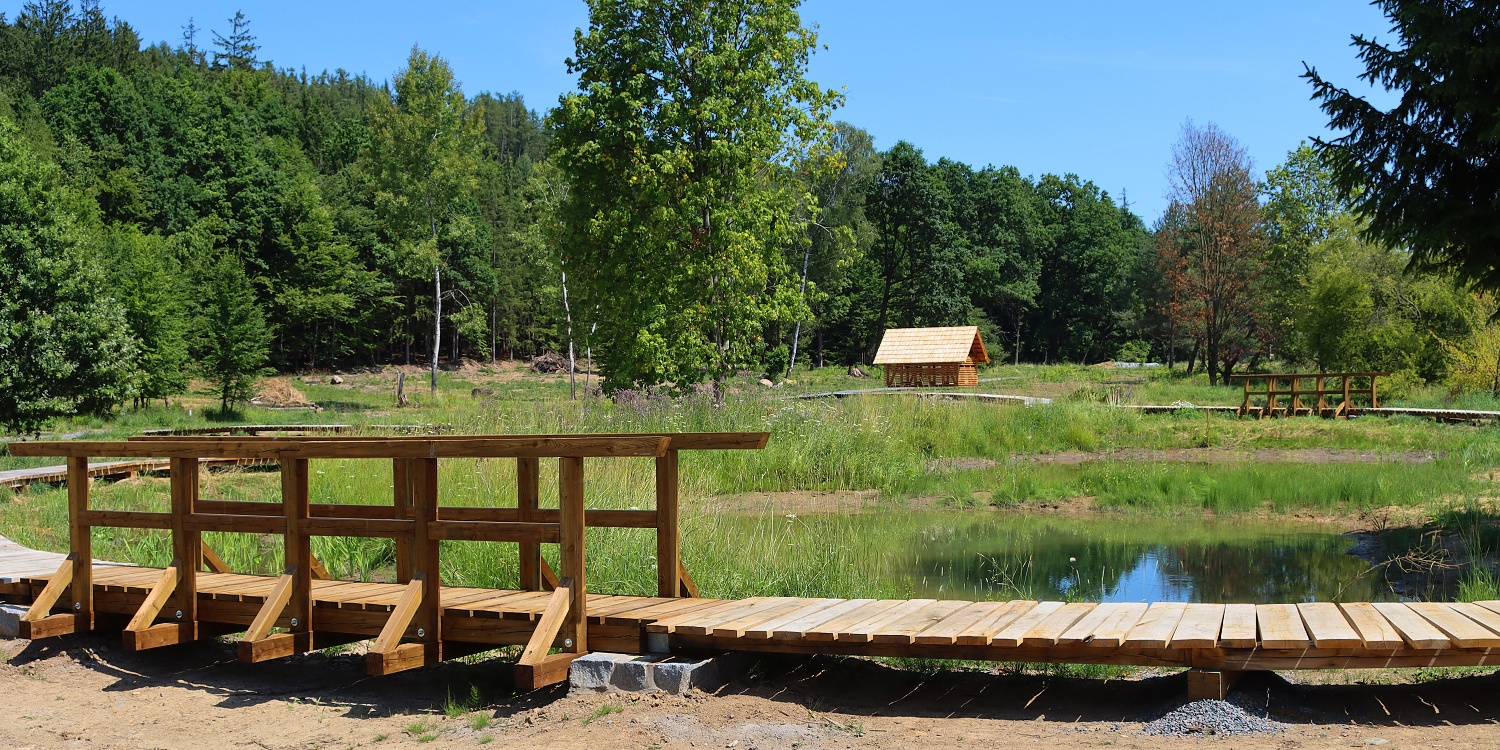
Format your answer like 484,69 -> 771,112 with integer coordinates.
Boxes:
15,561 -> 1500,672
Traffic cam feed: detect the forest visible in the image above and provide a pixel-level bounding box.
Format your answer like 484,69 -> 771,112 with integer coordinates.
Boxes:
0,0 -> 1493,431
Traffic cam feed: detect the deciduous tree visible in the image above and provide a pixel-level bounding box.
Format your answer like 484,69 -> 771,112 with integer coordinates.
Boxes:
551,0 -> 841,394
0,118 -> 136,433
1156,121 -> 1267,384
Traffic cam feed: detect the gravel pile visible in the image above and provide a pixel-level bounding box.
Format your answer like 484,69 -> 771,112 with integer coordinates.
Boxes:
1142,698 -> 1285,737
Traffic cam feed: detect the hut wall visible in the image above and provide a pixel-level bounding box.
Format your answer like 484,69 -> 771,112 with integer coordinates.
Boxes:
884,362 -> 978,388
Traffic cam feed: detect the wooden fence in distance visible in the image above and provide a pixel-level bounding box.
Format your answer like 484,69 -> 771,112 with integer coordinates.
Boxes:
1230,372 -> 1389,419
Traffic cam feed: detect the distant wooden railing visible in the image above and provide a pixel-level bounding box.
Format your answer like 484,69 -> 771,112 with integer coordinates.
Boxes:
7,433 -> 767,688
1229,372 -> 1390,419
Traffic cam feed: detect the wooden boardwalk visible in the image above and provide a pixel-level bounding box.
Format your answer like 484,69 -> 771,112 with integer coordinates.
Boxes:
5,433 -> 1500,697
7,561 -> 1500,673
1,457 -> 259,491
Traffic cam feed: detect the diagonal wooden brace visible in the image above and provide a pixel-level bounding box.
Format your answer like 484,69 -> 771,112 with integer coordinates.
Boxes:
236,567 -> 303,663
678,560 -> 699,598
201,544 -> 232,574
125,560 -> 179,632
23,555 -> 74,622
515,577 -> 579,689
19,555 -> 78,639
539,558 -> 559,591
366,572 -> 433,675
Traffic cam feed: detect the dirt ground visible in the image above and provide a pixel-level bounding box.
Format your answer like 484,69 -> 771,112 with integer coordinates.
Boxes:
3,634 -> 1498,749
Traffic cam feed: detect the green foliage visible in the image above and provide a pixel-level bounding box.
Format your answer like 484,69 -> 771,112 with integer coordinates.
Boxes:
103,226 -> 189,406
0,117 -> 136,433
860,141 -> 967,350
1305,0 -> 1500,291
194,252 -> 271,413
551,0 -> 842,391
1297,216 -> 1469,380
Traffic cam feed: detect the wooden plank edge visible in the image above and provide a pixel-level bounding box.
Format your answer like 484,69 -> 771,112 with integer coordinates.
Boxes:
513,652 -> 581,690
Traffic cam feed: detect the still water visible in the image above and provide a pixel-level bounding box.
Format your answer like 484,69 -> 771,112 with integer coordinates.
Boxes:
888,513 -> 1398,603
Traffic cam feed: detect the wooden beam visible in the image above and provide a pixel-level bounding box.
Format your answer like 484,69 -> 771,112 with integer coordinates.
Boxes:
411,458 -> 442,662
168,458 -> 199,641
656,449 -> 680,598
67,457 -> 92,630
283,457 -> 313,652
201,544 -> 231,574
19,614 -> 78,640
678,560 -> 700,598
78,510 -> 173,530
540,558 -> 559,591
300,517 -> 415,538
559,457 -> 587,653
425,520 -> 561,543
514,652 -> 581,691
127,431 -> 770,451
15,435 -> 688,459
368,642 -> 437,676
516,456 -> 540,592
518,578 -> 574,667
237,569 -> 297,661
369,574 -> 425,654
123,560 -> 179,634
238,631 -> 312,663
121,622 -> 196,651
393,458 -> 413,583
22,555 -> 73,624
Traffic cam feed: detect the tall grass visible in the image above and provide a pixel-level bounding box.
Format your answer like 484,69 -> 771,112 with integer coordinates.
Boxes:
918,457 -> 1495,514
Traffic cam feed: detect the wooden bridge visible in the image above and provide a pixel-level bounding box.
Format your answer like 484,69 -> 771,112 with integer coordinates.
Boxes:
5,434 -> 1500,697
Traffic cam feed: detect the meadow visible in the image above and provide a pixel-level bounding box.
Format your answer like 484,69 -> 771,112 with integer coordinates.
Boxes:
3,361 -> 1499,606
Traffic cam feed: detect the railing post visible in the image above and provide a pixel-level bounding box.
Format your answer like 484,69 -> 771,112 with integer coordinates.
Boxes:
1342,375 -> 1352,419
516,456 -> 541,591
1370,374 -> 1380,409
392,458 -> 413,584
656,449 -> 680,598
169,457 -> 199,636
283,456 -> 312,650
412,457 -> 441,661
67,457 -> 92,630
559,457 -> 586,652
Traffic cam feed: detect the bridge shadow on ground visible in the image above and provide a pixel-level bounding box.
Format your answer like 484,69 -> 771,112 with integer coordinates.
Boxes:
7,632 -> 1500,728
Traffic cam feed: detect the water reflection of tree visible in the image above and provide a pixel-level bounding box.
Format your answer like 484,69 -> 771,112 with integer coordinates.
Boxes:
912,520 -> 1394,603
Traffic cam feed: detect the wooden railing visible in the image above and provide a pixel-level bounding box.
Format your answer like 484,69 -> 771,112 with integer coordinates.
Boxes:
7,433 -> 767,687
1229,372 -> 1389,419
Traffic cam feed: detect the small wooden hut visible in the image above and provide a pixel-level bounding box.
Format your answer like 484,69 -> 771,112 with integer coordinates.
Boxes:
872,326 -> 989,388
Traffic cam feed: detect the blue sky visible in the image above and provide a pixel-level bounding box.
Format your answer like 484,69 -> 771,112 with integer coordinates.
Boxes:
7,1 -> 1394,219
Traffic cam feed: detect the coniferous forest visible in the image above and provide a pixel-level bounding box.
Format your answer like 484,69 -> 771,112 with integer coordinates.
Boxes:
0,0 -> 1491,431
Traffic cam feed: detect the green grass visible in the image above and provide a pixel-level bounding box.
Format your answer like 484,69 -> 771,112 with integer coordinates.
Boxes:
2,363 -> 1498,613
581,703 -> 622,726
918,455 -> 1497,514
443,684 -> 483,719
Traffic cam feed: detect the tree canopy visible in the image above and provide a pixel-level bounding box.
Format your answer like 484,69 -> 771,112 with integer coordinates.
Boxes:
1305,0 -> 1500,290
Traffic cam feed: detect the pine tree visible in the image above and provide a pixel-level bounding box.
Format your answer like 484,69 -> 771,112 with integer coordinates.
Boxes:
195,252 -> 271,413
211,10 -> 258,70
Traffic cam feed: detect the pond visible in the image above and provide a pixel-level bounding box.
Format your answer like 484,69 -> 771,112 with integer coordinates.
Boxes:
753,511 -> 1410,604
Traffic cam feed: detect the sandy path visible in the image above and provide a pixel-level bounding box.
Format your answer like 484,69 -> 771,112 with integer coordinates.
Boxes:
2,633 -> 1498,749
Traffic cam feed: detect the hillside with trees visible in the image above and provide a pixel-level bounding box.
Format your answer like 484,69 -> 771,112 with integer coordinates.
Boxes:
0,0 -> 1492,431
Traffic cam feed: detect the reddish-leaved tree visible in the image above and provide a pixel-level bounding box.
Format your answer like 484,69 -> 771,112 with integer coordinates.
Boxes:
1155,121 -> 1268,384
